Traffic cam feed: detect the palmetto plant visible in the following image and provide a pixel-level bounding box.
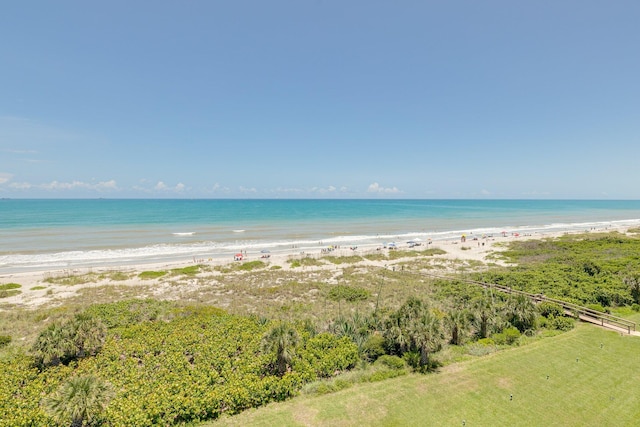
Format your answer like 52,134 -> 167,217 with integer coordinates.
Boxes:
31,322 -> 75,367
408,310 -> 443,367
43,375 -> 113,427
72,314 -> 107,358
445,308 -> 469,345
384,297 -> 443,368
32,314 -> 107,368
472,291 -> 499,339
506,294 -> 537,333
261,322 -> 299,376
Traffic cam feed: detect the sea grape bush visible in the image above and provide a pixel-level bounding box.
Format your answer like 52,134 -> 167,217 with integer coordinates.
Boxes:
0,306 -> 358,426
476,233 -> 640,308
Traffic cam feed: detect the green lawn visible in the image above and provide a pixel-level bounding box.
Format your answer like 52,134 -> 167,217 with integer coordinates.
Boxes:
209,324 -> 640,426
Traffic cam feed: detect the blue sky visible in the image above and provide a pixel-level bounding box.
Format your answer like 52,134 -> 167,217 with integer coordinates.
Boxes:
1,1 -> 639,199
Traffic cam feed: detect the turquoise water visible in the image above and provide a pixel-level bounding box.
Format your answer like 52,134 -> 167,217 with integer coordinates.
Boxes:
2,199 -> 640,272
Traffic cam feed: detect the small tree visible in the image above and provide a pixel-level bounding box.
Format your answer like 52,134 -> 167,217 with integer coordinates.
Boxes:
445,308 -> 469,345
506,295 -> 537,333
472,292 -> 498,339
383,297 -> 443,370
43,375 -> 113,427
261,323 -> 299,376
408,311 -> 443,368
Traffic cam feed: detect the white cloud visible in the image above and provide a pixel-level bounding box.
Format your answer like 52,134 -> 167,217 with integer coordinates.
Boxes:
8,181 -> 32,189
39,180 -> 118,191
95,180 -> 118,190
154,181 -> 188,192
311,185 -> 337,194
41,180 -> 88,190
0,172 -> 13,185
367,182 -> 401,194
205,183 -> 230,193
481,189 -> 491,195
0,178 -> 119,192
239,186 -> 257,193
272,187 -> 304,195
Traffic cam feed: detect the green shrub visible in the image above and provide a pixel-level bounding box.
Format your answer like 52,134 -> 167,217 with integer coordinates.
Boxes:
402,351 -> 420,368
138,270 -> 167,280
83,299 -> 172,328
476,338 -> 495,346
362,334 -> 386,361
289,260 -> 302,268
237,261 -> 266,271
492,327 -> 521,345
375,355 -> 406,370
328,285 -> 370,303
538,301 -> 564,318
0,283 -> 22,298
170,265 -> 201,276
299,333 -> 359,378
550,316 -> 575,331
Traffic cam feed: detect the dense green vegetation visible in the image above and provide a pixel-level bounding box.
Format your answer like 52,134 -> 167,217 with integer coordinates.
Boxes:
138,270 -> 168,280
1,233 -> 639,426
474,233 -> 640,308
0,303 -> 358,426
210,325 -> 640,427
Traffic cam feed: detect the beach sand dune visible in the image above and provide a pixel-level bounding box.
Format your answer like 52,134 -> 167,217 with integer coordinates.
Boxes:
0,226 -> 629,309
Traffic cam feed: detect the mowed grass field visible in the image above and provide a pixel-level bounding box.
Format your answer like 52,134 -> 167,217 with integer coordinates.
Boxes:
210,324 -> 640,427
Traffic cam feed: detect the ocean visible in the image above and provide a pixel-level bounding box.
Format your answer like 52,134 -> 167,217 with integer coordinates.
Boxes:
2,199 -> 640,273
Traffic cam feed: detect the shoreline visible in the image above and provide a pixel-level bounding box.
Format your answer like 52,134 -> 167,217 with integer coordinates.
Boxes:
1,224 -> 634,310
2,218 -> 639,275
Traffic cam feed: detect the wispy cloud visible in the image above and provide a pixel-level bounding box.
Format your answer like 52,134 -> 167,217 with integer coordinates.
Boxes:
239,186 -> 257,194
0,176 -> 118,192
154,181 -> 187,192
2,149 -> 39,154
8,181 -> 32,190
271,187 -> 305,195
0,172 -> 13,185
40,180 -> 119,191
367,182 -> 401,194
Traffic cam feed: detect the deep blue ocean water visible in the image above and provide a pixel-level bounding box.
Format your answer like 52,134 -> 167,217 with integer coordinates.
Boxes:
2,199 -> 640,272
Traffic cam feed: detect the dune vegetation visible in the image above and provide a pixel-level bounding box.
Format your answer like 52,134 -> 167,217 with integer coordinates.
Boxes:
1,233 -> 639,426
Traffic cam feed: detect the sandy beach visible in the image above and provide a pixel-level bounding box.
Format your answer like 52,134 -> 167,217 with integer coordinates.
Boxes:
1,224 -> 630,310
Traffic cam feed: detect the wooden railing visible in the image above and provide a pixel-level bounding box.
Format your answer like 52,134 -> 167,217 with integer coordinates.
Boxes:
419,272 -> 636,334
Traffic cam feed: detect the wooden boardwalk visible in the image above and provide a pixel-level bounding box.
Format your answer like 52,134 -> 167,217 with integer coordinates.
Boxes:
419,272 -> 637,335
